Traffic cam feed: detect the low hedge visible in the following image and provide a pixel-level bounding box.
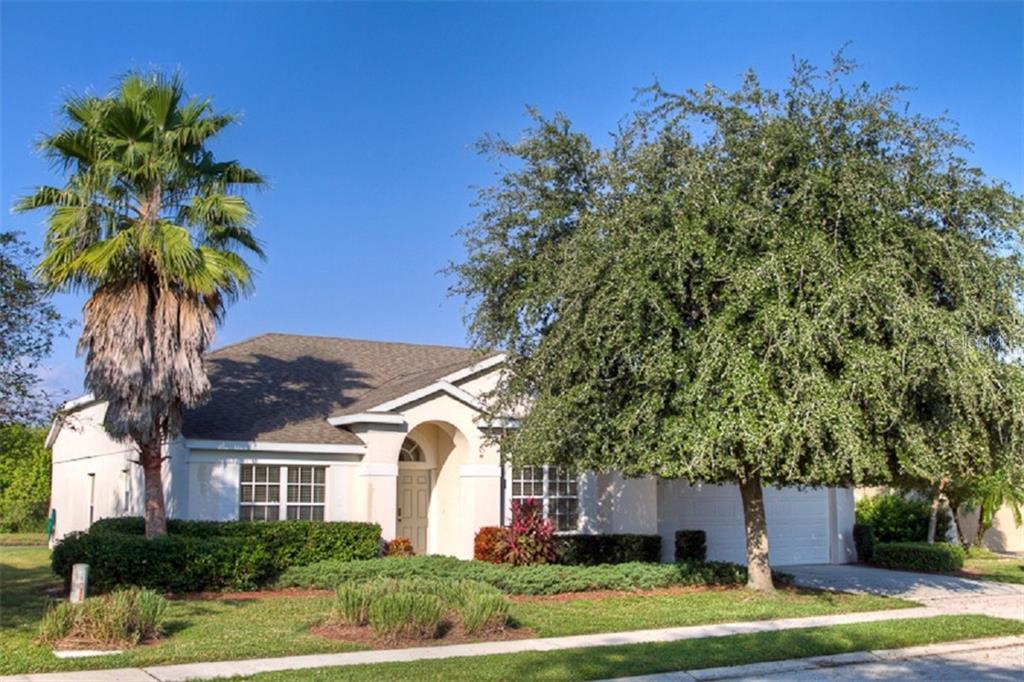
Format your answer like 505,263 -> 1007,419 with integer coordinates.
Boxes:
52,532 -> 275,593
674,530 -> 707,562
278,555 -> 747,595
53,518 -> 382,593
555,534 -> 661,565
870,542 -> 966,573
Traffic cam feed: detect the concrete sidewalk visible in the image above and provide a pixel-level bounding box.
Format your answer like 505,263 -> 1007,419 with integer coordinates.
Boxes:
603,635 -> 1024,681
0,606 -> 943,682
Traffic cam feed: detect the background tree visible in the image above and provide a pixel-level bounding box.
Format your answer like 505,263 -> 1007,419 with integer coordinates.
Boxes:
947,468 -> 1024,547
17,73 -> 265,538
452,53 -> 1024,590
0,231 -> 64,425
0,425 -> 51,532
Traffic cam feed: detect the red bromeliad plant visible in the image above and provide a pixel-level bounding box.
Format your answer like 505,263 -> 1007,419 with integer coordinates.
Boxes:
497,499 -> 556,566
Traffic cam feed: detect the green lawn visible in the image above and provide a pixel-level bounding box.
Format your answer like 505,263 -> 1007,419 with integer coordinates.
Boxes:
0,532 -> 48,546
510,588 -> 906,637
231,615 -> 1024,681
1,546 -> 908,676
962,549 -> 1024,585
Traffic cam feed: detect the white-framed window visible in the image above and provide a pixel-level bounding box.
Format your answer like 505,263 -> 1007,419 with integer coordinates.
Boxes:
509,465 -> 579,532
398,438 -> 425,462
239,464 -> 326,521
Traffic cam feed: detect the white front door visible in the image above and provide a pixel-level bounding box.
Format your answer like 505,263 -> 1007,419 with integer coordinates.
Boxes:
397,469 -> 430,554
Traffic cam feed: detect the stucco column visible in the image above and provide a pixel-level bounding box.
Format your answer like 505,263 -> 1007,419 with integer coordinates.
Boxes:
458,463 -> 502,559
349,425 -> 406,541
359,462 -> 399,540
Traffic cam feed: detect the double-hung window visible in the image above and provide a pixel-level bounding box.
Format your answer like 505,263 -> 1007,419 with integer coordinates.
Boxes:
239,464 -> 326,521
509,465 -> 579,532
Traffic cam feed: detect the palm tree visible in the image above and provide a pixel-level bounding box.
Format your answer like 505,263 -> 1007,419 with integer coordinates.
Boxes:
17,73 -> 264,538
965,470 -> 1024,548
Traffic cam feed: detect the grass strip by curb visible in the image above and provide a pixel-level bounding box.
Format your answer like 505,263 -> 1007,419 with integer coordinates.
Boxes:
227,615 -> 1024,681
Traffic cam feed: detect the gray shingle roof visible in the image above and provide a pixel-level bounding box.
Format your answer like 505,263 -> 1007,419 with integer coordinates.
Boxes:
182,333 -> 493,445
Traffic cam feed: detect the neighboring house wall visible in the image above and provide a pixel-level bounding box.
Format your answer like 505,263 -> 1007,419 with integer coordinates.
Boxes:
956,505 -> 1024,553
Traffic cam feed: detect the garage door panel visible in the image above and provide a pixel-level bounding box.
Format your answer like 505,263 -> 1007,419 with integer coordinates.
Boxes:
657,480 -> 831,566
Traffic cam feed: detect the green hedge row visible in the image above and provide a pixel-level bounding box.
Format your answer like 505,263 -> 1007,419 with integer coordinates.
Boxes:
555,534 -> 661,565
278,555 -> 747,596
870,542 -> 966,573
674,530 -> 707,562
53,518 -> 382,593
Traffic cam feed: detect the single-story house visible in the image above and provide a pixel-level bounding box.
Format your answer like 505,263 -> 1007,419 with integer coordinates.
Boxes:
47,333 -> 857,565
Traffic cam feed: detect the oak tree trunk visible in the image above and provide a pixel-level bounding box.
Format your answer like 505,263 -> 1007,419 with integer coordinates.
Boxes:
140,440 -> 167,539
927,481 -> 946,544
739,473 -> 774,592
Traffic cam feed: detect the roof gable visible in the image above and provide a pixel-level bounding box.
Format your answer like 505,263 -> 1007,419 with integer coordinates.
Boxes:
182,333 -> 496,445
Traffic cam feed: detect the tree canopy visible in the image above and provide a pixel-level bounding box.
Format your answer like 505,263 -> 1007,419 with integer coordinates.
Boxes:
453,54 -> 1024,586
0,425 -> 51,533
0,232 -> 63,425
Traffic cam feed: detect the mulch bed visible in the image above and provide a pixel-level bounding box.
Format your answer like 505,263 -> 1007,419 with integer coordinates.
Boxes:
310,621 -> 536,649
174,587 -> 334,601
176,584 -> 741,603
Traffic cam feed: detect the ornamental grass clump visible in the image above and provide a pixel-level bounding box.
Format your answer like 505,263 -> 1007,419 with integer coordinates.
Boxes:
38,587 -> 167,648
460,592 -> 511,635
368,592 -> 444,639
330,577 -> 510,639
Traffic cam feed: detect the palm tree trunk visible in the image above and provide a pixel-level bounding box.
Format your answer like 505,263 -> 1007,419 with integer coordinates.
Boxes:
140,440 -> 167,538
739,473 -> 774,592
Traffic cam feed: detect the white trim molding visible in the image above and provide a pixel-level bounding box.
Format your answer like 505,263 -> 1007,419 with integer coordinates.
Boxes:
459,464 -> 502,478
326,413 -> 407,428
440,353 -> 506,384
185,439 -> 366,455
359,462 -> 399,477
45,393 -> 100,448
367,380 -> 487,414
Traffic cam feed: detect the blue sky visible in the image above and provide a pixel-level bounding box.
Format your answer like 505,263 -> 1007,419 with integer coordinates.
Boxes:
2,1 -> 1021,399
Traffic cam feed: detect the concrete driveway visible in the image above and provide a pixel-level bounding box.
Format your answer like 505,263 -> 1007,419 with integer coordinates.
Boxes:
786,563 -> 1024,621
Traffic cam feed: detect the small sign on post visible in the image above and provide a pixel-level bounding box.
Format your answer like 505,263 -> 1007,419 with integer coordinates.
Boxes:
70,563 -> 89,603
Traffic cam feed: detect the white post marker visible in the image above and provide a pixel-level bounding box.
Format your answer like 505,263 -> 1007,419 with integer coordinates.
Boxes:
70,563 -> 89,603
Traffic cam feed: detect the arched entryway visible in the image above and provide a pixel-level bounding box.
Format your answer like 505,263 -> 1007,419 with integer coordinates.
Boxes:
395,421 -> 467,556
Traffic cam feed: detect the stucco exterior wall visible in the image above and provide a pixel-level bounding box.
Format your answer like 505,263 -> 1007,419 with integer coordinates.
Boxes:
186,450 -> 360,522
48,402 -> 177,542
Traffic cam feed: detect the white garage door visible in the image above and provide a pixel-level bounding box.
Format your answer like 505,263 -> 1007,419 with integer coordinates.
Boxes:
656,481 -> 831,565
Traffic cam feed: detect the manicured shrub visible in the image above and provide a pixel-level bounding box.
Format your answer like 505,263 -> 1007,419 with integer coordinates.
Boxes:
38,587 -> 167,647
282,555 -> 747,596
871,542 -> 966,573
555,534 -> 661,565
385,538 -> 415,557
57,519 -> 382,593
853,523 -> 876,563
474,526 -> 506,563
674,530 -> 707,562
88,517 -> 382,571
497,499 -> 556,565
855,495 -> 951,543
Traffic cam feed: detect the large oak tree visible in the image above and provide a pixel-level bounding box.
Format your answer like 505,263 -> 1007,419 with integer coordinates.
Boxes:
453,55 -> 1024,590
